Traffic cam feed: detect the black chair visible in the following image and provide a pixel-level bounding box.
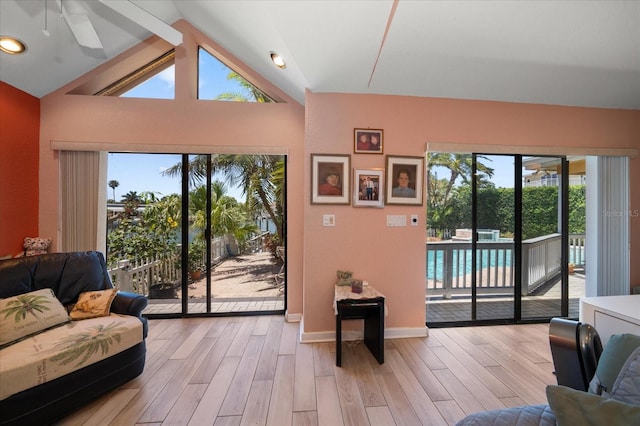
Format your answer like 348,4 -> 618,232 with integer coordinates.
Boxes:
549,318 -> 603,391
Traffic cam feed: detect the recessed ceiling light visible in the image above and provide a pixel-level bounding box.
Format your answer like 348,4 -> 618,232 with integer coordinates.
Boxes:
270,52 -> 286,69
0,36 -> 27,54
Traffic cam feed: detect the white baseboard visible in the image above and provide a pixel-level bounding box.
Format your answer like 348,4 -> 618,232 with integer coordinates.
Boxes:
285,311 -> 302,322
300,326 -> 428,343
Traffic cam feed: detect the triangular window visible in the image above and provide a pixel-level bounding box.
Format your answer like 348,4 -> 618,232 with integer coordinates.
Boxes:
97,50 -> 175,99
198,47 -> 274,102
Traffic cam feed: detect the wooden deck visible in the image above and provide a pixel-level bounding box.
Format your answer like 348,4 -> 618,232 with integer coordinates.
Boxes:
427,272 -> 585,323
57,318 -> 555,425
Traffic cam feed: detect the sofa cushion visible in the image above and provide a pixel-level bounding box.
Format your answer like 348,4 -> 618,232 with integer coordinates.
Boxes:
546,385 -> 640,426
455,404 -> 555,426
609,345 -> 640,405
589,333 -> 640,395
0,288 -> 70,348
70,289 -> 118,320
0,313 -> 143,401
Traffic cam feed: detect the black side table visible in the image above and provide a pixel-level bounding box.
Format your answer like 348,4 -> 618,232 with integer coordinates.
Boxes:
335,296 -> 385,367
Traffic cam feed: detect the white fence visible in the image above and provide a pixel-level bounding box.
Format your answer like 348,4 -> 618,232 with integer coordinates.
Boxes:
108,235 -> 237,296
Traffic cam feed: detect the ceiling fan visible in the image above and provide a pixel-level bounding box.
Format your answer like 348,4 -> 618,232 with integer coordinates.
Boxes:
52,0 -> 182,51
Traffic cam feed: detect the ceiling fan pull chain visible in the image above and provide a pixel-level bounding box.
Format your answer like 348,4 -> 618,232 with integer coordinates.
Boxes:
42,0 -> 50,37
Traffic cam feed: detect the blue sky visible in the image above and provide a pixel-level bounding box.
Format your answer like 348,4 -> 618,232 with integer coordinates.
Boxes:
108,49 -> 247,201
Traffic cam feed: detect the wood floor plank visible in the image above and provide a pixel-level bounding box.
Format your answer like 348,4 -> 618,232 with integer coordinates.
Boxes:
315,375 -> 345,426
170,319 -> 216,359
376,373 -> 421,426
433,400 -> 466,426
385,349 -> 448,426
219,335 -> 266,416
294,335 -> 317,412
162,383 -> 208,425
350,343 -> 387,407
430,345 -> 507,411
190,321 -> 240,384
313,342 -> 335,377
266,355 -> 296,426
431,368 -> 485,416
226,317 -> 258,357
253,315 -> 273,336
239,379 -> 272,426
111,359 -> 184,424
366,406 -> 397,426
429,329 -> 516,399
56,319 -> 555,426
406,338 -> 447,370
188,356 -> 242,425
333,357 -> 369,426
279,319 -> 299,355
393,339 -> 451,402
292,411 -> 319,426
138,336 -> 218,423
255,318 -> 285,380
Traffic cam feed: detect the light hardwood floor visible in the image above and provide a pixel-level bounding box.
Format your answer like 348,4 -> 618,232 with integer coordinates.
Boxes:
57,317 -> 556,426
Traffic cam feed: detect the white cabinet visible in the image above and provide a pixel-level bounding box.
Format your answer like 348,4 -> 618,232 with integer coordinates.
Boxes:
580,295 -> 640,345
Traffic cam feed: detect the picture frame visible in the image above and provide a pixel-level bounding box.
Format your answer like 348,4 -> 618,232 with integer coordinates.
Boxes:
311,154 -> 351,205
385,155 -> 424,205
353,169 -> 384,208
354,128 -> 383,154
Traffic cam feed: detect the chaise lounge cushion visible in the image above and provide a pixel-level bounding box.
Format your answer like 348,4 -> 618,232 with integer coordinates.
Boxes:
546,384 -> 640,426
0,288 -> 70,348
454,404 -> 555,426
589,333 -> 640,395
608,346 -> 640,405
0,313 -> 142,401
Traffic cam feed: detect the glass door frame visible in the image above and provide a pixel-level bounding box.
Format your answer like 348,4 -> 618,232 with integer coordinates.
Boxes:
427,152 -> 569,327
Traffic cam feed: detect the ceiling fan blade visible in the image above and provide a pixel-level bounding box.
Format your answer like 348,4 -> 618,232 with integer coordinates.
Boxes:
99,0 -> 183,46
56,0 -> 104,50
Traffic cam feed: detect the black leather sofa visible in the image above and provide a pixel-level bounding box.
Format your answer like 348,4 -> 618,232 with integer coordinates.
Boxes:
0,251 -> 148,425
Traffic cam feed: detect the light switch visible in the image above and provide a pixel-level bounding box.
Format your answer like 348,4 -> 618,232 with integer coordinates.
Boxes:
323,214 -> 335,226
386,215 -> 406,227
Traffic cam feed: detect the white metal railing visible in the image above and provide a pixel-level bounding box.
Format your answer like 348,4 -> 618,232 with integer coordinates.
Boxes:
569,233 -> 586,266
426,233 -> 584,298
521,233 -> 561,295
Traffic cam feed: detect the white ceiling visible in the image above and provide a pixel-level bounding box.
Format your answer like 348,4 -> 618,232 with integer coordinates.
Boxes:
1,0 -> 639,109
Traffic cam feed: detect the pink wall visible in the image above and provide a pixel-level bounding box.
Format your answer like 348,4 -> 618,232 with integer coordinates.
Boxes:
32,21 -> 640,333
302,92 -> 640,334
38,22 -> 306,316
0,82 -> 40,257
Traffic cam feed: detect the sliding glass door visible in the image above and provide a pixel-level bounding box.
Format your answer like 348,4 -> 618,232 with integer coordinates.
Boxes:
426,152 -> 570,326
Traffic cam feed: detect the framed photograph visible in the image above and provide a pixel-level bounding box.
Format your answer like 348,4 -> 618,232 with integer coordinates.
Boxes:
353,169 -> 384,208
354,128 -> 383,154
386,155 -> 424,205
311,154 -> 350,205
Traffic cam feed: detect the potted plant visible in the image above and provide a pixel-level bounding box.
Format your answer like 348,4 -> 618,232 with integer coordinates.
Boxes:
188,240 -> 205,280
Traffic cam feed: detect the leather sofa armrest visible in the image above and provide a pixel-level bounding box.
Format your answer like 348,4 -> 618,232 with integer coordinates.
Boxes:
111,291 -> 149,338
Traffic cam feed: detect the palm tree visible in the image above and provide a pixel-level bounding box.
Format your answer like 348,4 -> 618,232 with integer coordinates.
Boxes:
163,155 -> 284,243
216,71 -> 274,103
427,153 -> 494,208
108,180 -> 119,201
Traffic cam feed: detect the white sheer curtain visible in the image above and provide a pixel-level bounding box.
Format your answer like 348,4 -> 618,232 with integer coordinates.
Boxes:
59,151 -> 107,253
585,156 -> 630,296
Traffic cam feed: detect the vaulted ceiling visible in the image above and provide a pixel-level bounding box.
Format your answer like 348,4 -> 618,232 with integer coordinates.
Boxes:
1,0 -> 639,109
